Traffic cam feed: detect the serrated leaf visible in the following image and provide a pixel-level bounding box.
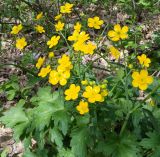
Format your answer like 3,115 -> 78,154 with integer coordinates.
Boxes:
96,133 -> 139,157
6,89 -> 16,100
53,110 -> 70,135
0,100 -> 29,140
49,128 -> 63,148
31,87 -> 65,130
140,131 -> 160,157
23,149 -> 37,157
70,127 -> 89,157
58,148 -> 74,157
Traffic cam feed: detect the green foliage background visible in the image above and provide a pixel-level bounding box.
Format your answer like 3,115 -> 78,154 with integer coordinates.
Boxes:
0,0 -> 160,157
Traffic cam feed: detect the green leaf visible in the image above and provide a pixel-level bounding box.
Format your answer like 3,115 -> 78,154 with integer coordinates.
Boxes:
76,114 -> 90,126
96,133 -> 139,157
70,127 -> 89,157
0,99 -> 29,140
140,131 -> 160,157
6,89 -> 16,100
0,148 -> 8,157
49,128 -> 63,148
58,148 -> 74,157
23,149 -> 37,157
53,110 -> 70,135
31,87 -> 65,130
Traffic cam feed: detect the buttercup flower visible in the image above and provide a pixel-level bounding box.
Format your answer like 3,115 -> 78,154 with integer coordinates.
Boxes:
132,70 -> 153,90
57,54 -> 73,72
109,46 -> 120,60
76,101 -> 89,115
137,54 -> 151,67
49,69 -> 70,86
16,37 -> 27,50
89,81 -> 96,85
100,84 -> 107,89
81,42 -> 97,55
81,80 -> 88,85
74,22 -> 81,32
11,24 -> 23,35
108,24 -> 129,41
38,65 -> 51,78
55,14 -> 62,21
36,57 -> 45,69
99,89 -> 108,102
64,84 -> 80,100
83,86 -> 102,103
47,35 -> 60,48
88,16 -> 104,29
35,25 -> 45,33
55,21 -> 65,31
60,3 -> 73,14
128,64 -> 133,69
36,12 -> 43,20
68,31 -> 90,43
48,52 -> 54,58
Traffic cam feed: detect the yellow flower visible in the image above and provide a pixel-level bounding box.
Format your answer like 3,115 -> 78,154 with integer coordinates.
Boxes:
109,46 -> 120,60
57,54 -> 73,72
64,84 -> 80,100
58,54 -> 70,64
89,81 -> 96,85
36,57 -> 45,69
38,65 -> 51,78
49,69 -> 70,86
16,37 -> 27,50
60,3 -> 73,14
100,84 -> 107,89
128,64 -> 133,69
76,101 -> 89,115
36,12 -> 43,20
81,42 -> 97,55
35,25 -> 45,33
72,41 -> 83,51
68,31 -> 90,43
132,70 -> 153,90
47,35 -> 60,48
55,14 -> 62,21
137,54 -> 151,67
55,21 -> 65,31
48,52 -> 54,58
108,24 -> 129,41
11,24 -> 23,35
82,86 -> 102,103
88,16 -> 104,29
74,22 -> 81,32
81,80 -> 88,85
99,89 -> 108,102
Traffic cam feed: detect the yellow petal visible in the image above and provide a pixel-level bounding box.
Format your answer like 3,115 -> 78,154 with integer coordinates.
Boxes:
139,84 -> 148,90
59,78 -> 67,86
108,30 -> 117,38
114,24 -> 121,32
88,97 -> 95,103
120,33 -> 128,39
140,70 -> 148,77
112,36 -> 120,41
132,72 -> 139,79
121,26 -> 129,33
147,76 -> 153,84
132,80 -> 139,87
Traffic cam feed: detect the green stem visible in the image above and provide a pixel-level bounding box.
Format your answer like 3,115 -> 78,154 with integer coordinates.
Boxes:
121,40 -> 129,101
0,63 -> 37,77
120,83 -> 160,136
59,31 -> 72,51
